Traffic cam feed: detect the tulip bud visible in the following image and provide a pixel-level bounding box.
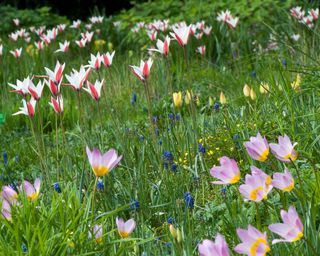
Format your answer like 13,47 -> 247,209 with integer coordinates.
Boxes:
108,42 -> 113,51
220,92 -> 226,104
173,92 -> 182,108
176,228 -> 182,243
250,88 -> 256,100
169,225 -> 177,238
243,84 -> 251,97
208,96 -> 213,106
185,90 -> 191,105
260,82 -> 269,94
291,74 -> 301,91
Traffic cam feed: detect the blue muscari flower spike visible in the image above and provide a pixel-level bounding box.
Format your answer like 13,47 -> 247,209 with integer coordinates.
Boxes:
184,192 -> 194,209
3,151 -> 8,166
97,179 -> 104,191
158,140 -> 163,145
220,187 -> 227,195
163,162 -> 169,170
214,102 -> 219,111
22,243 -> 27,253
54,182 -> 62,193
251,70 -> 257,78
130,199 -> 139,210
165,242 -> 172,254
168,113 -> 174,119
175,114 -> 180,121
282,59 -> 287,67
198,144 -> 206,154
167,217 -> 175,224
152,116 -> 158,123
163,151 -> 173,161
171,163 -> 177,172
131,93 -> 137,106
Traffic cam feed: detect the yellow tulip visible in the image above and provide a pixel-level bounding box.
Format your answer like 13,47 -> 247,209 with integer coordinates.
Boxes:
243,84 -> 251,97
250,88 -> 257,100
185,90 -> 191,105
260,82 -> 269,94
208,96 -> 214,106
173,92 -> 182,108
169,225 -> 177,238
291,74 -> 301,91
220,92 -> 226,104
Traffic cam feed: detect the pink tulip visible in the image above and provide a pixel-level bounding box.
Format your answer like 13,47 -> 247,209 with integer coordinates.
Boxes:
86,146 -> 122,177
1,186 -> 18,204
244,132 -> 270,162
250,166 -> 272,186
102,51 -> 115,67
21,178 -> 41,201
90,224 -> 103,243
268,206 -> 303,244
1,199 -> 12,221
13,98 -> 37,118
83,80 -> 104,101
210,156 -> 240,185
239,172 -> 272,202
271,168 -> 294,192
269,135 -> 298,162
130,59 -> 153,82
234,225 -> 270,255
198,233 -> 230,256
116,217 -> 136,238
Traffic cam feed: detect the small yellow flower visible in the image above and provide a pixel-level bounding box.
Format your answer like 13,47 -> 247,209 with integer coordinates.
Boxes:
220,92 -> 226,104
94,39 -> 106,51
173,92 -> 182,108
108,42 -> 113,51
243,84 -> 251,97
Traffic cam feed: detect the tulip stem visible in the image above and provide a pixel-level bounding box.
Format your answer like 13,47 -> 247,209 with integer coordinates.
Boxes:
290,159 -> 307,206
183,46 -> 188,68
55,113 -> 59,179
92,177 -> 98,214
143,80 -> 154,130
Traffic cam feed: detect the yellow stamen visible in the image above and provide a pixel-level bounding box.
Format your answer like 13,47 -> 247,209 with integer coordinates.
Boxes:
96,237 -> 102,244
119,231 -> 129,238
249,238 -> 270,256
249,186 -> 264,201
265,176 -> 272,186
258,149 -> 269,161
292,231 -> 303,241
93,166 -> 109,177
27,192 -> 39,201
283,181 -> 294,192
229,174 -> 240,184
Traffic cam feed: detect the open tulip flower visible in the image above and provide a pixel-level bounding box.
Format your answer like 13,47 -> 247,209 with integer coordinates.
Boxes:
2,186 -> 18,204
116,217 -> 136,238
198,233 -> 230,256
250,166 -> 272,186
88,52 -> 102,70
13,98 -> 37,118
55,40 -> 70,53
1,199 -> 12,221
21,178 -> 41,201
243,84 -> 251,97
49,95 -> 64,114
45,61 -> 65,85
269,135 -> 298,162
10,48 -> 22,58
102,51 -> 115,67
271,168 -> 294,192
86,146 -> 122,177
268,206 -> 303,244
244,132 -> 269,162
196,45 -> 206,56
170,25 -> 191,47
8,77 -> 32,96
239,172 -> 272,202
83,80 -> 104,101
90,224 -> 103,244
234,225 -> 270,255
28,80 -> 44,101
210,156 -> 240,185
149,36 -> 170,57
65,66 -> 91,91
130,59 -> 153,82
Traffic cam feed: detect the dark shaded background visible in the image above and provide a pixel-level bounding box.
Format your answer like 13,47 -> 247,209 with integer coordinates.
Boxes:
0,0 -> 144,19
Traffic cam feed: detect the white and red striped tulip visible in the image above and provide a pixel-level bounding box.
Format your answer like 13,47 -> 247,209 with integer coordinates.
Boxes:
55,40 -> 70,53
130,59 -> 153,82
13,98 -> 37,118
49,95 -> 64,114
65,66 -> 91,91
170,25 -> 191,47
83,80 -> 104,101
147,30 -> 157,41
203,26 -> 212,36
149,36 -> 170,57
28,81 -> 44,101
10,48 -> 22,58
71,19 -> 81,29
34,41 -> 44,50
76,38 -> 87,48
102,51 -> 115,67
13,18 -> 20,26
196,45 -> 206,56
8,77 -> 32,96
45,61 -> 65,84
88,53 -> 102,70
